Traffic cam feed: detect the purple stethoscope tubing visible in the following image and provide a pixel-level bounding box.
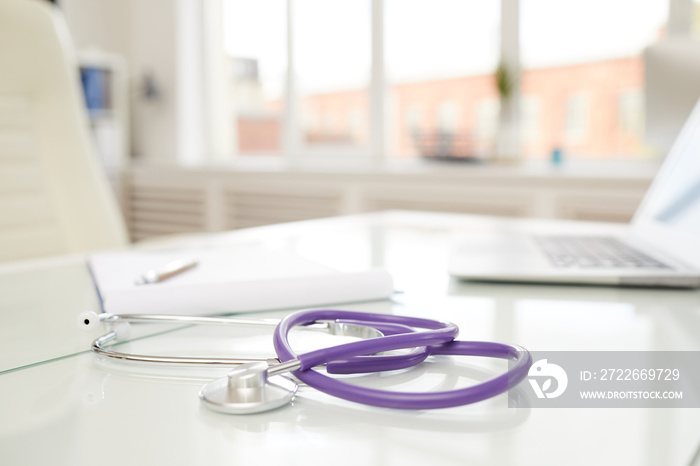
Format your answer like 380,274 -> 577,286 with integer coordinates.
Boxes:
273,309 -> 532,410
325,319 -> 439,374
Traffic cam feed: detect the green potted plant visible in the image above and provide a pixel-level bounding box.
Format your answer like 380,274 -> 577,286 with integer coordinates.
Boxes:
494,61 -> 520,162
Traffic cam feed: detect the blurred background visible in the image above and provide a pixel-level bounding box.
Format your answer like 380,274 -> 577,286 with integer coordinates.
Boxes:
56,0 -> 700,240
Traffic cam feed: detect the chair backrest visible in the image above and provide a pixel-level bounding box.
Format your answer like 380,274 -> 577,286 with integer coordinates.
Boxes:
0,0 -> 129,262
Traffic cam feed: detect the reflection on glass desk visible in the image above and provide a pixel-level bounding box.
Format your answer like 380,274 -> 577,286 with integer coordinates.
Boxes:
1,211 -> 699,466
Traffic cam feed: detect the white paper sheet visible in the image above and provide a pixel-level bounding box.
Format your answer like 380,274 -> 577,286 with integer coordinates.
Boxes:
88,248 -> 394,315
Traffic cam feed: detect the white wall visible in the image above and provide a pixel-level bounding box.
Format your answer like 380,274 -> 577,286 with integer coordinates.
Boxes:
60,0 -> 130,59
127,0 -> 180,163
175,0 -> 207,165
59,0 -> 205,165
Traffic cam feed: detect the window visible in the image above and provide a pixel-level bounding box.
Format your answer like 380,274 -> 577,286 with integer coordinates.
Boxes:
564,92 -> 590,144
217,0 -> 689,164
404,105 -> 422,135
223,0 -> 286,156
475,98 -> 500,154
437,100 -> 461,135
619,90 -> 644,136
520,0 -> 668,159
385,0 -> 500,160
295,0 -> 371,152
520,96 -> 540,143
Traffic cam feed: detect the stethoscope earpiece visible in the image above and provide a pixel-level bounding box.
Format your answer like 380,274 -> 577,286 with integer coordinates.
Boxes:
77,311 -> 131,342
112,322 -> 132,340
77,311 -> 102,331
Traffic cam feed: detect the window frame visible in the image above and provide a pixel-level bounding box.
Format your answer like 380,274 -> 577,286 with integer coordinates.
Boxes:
220,0 -> 693,165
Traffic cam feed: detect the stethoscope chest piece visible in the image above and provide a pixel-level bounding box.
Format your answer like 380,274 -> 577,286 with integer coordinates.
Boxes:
199,362 -> 299,414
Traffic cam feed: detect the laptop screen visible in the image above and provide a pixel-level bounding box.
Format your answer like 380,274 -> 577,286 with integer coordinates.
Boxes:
633,97 -> 700,265
646,120 -> 700,235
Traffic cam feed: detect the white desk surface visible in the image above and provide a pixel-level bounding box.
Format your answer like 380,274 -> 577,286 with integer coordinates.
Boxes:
1,211 -> 699,466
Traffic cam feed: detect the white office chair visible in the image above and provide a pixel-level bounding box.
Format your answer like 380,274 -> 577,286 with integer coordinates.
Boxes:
0,0 -> 129,262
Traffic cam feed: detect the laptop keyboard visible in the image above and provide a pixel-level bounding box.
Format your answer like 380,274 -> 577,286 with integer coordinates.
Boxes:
533,236 -> 672,269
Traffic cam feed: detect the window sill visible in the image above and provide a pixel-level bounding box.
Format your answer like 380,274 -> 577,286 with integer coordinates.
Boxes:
132,155 -> 659,183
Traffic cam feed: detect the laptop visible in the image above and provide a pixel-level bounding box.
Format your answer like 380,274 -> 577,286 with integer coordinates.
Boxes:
448,98 -> 700,288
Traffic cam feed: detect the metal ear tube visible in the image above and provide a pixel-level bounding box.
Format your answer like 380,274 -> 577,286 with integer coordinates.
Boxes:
84,313 -> 431,370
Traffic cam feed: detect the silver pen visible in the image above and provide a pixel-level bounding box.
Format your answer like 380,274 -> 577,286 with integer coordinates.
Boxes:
134,258 -> 198,285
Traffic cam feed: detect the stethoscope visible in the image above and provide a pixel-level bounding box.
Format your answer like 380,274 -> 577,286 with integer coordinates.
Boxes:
78,309 -> 532,414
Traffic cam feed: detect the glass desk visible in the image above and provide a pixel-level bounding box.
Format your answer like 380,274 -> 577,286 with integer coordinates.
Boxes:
1,211 -> 699,465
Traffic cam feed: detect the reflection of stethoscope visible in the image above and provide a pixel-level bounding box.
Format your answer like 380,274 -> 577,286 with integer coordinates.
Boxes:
79,309 -> 532,414
88,363 -> 532,433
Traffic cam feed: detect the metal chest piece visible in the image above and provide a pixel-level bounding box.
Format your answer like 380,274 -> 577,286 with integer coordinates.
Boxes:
199,362 -> 298,414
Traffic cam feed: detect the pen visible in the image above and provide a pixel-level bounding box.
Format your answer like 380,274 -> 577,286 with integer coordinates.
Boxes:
134,258 -> 198,285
